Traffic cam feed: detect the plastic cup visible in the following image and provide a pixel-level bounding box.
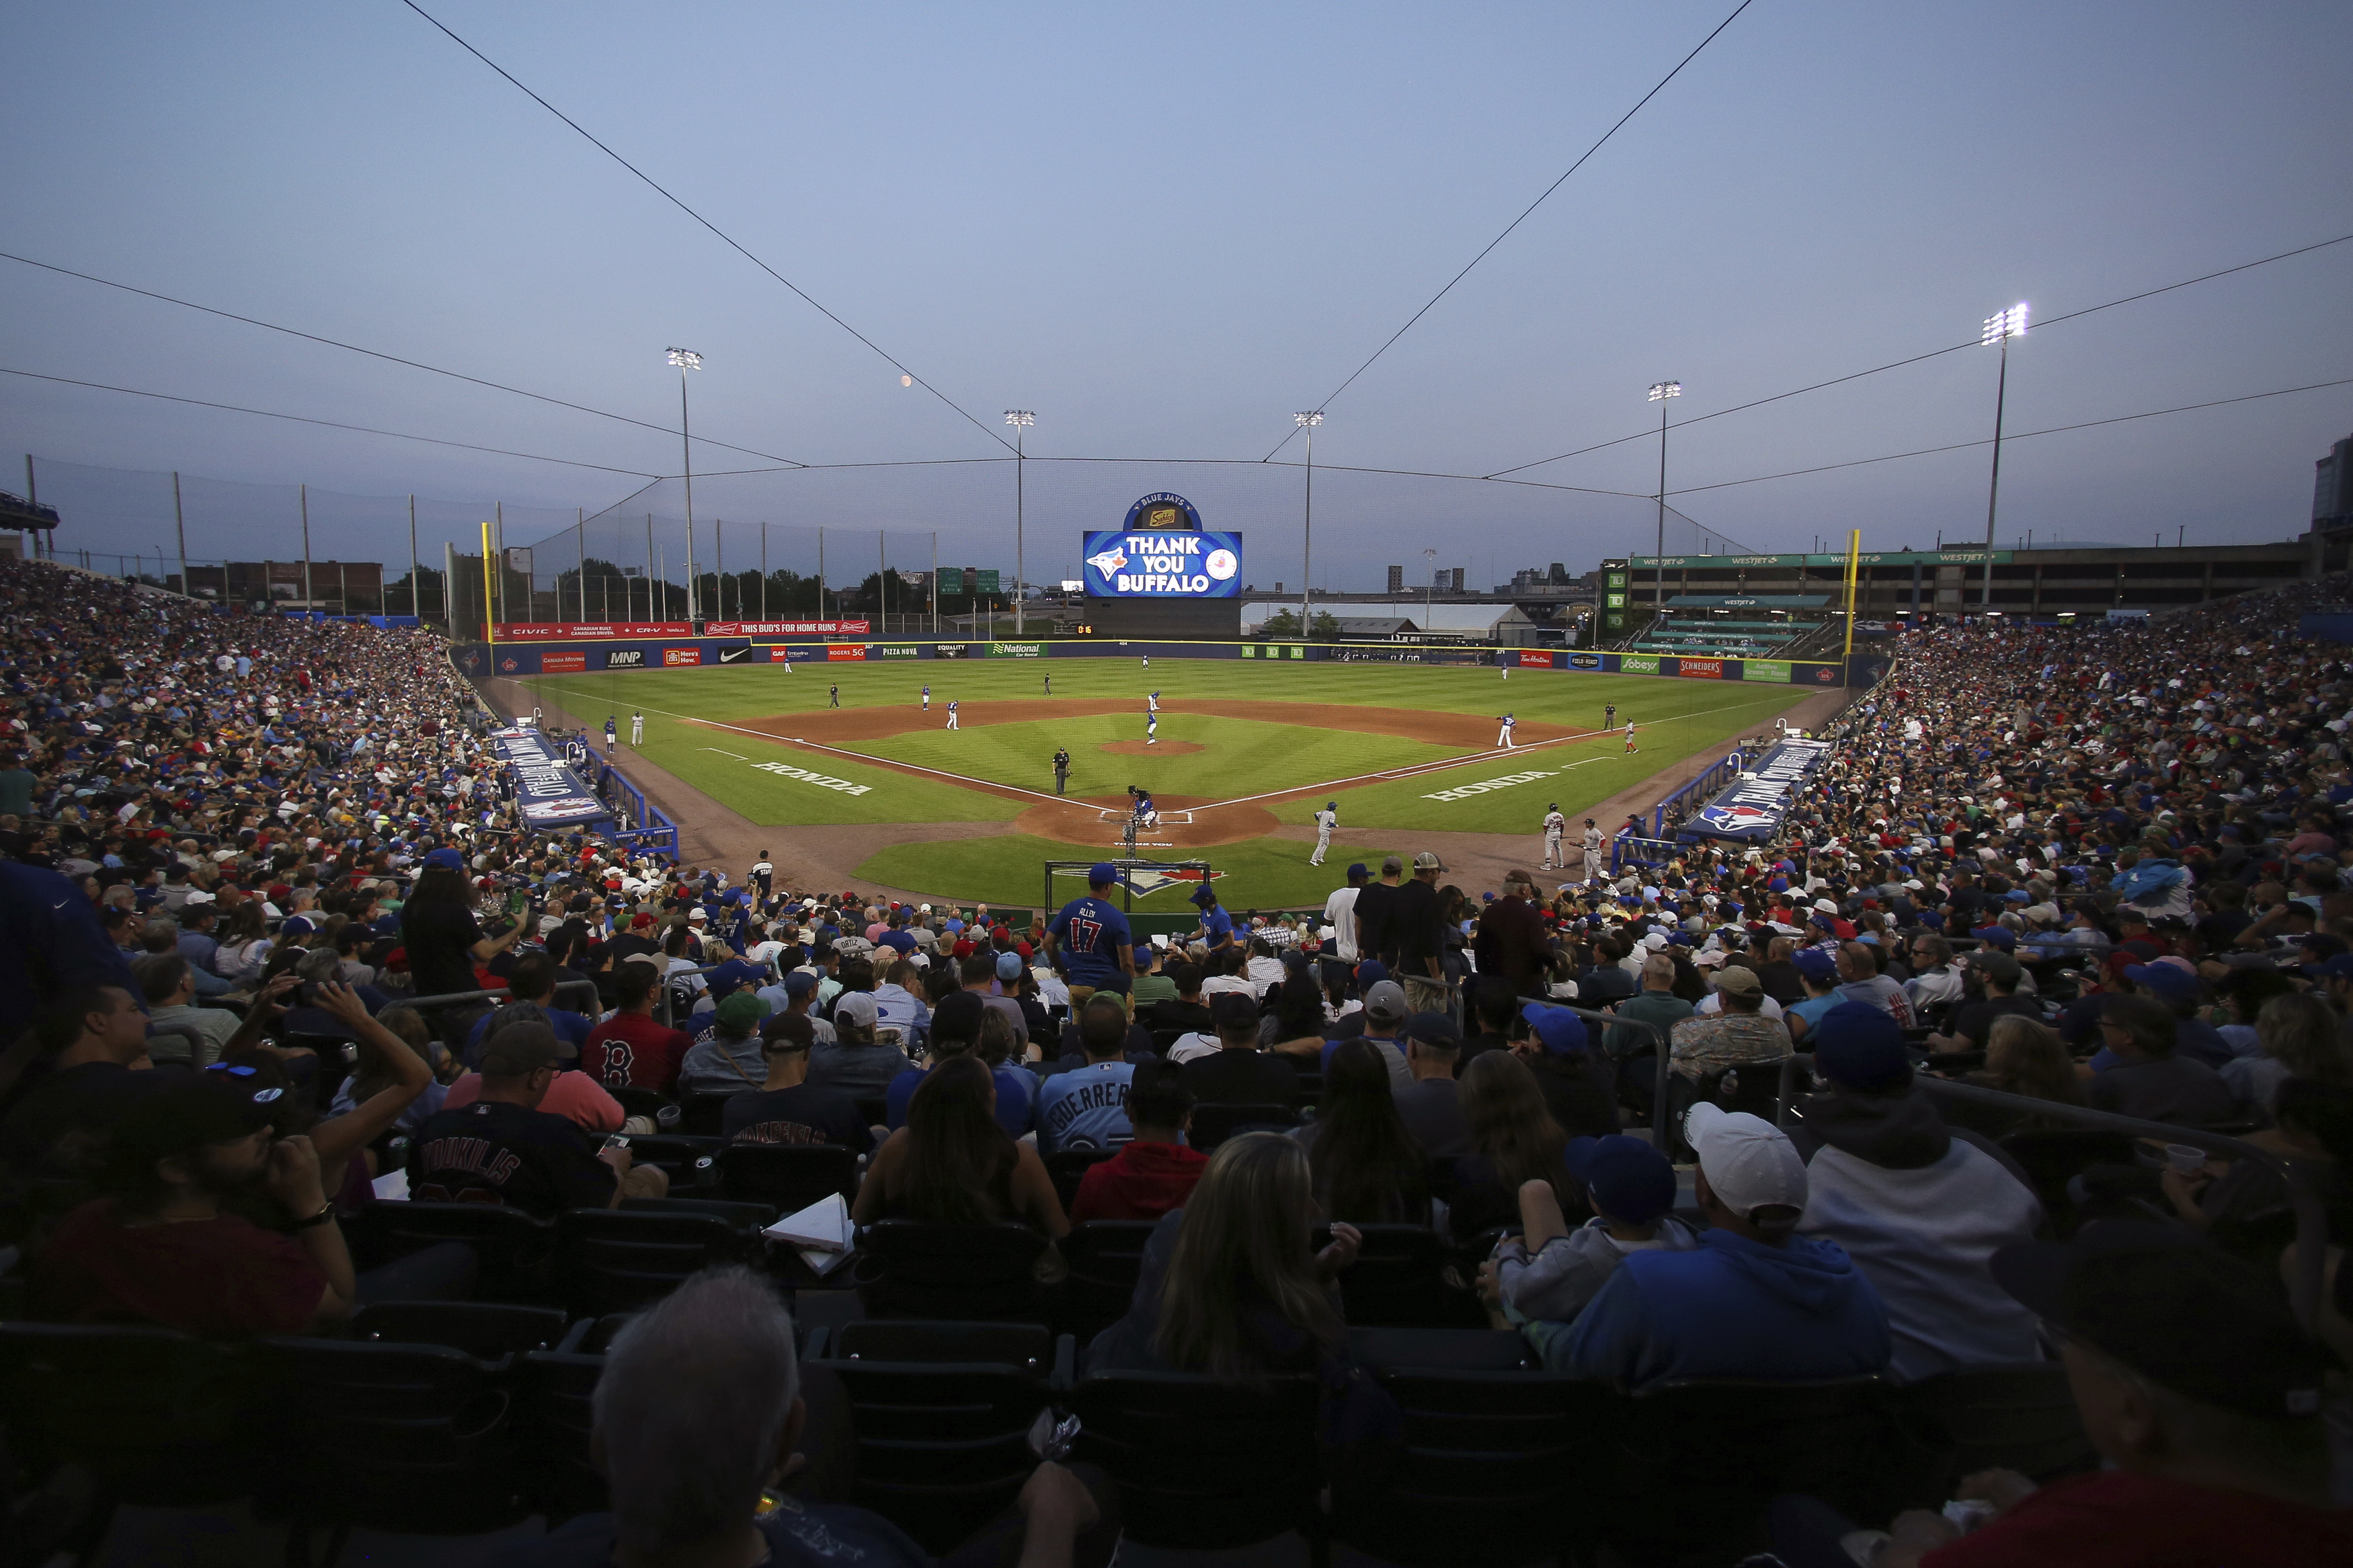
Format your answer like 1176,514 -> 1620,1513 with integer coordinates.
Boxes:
2165,1143 -> 2206,1175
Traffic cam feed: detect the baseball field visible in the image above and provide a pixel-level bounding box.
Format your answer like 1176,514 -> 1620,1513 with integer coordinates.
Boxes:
520,655 -> 1815,909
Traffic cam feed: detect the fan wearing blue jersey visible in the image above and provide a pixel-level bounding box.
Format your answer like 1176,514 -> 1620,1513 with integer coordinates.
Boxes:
1045,862 -> 1135,1008
1186,884 -> 1234,953
1037,995 -> 1138,1153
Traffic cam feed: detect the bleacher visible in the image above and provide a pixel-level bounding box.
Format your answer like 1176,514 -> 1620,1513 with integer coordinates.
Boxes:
1626,616 -> 1806,657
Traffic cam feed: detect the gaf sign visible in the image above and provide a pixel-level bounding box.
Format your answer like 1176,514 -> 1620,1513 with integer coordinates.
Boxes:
1082,523 -> 1243,600
1679,738 -> 1835,843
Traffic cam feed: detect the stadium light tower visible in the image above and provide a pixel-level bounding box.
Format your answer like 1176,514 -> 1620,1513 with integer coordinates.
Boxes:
1648,381 -> 1681,626
1006,411 -> 1035,634
668,348 -> 703,621
1979,303 -> 2026,610
1296,411 -> 1323,637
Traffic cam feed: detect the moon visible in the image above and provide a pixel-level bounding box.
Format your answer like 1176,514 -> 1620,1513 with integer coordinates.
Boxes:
900,374 -> 912,387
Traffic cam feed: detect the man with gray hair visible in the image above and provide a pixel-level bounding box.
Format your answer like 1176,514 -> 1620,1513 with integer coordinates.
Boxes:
503,1265 -> 1110,1567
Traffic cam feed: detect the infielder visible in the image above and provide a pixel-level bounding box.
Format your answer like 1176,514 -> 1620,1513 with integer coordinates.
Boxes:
945,700 -> 960,731
1496,712 -> 1517,749
922,684 -> 930,712
1581,818 -> 1605,882
1311,800 -> 1337,866
1623,720 -> 1638,753
1542,802 -> 1566,869
630,710 -> 644,745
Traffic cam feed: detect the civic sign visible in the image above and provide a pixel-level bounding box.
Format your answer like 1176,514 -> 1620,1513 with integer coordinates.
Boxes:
496,622 -> 691,642
488,726 -> 614,828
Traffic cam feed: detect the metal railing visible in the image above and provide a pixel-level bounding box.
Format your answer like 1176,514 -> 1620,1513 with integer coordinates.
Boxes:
1648,750 -> 1745,839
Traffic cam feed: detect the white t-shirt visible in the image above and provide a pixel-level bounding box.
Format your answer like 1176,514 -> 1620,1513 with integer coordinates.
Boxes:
1322,886 -> 1361,961
1167,1032 -> 1221,1064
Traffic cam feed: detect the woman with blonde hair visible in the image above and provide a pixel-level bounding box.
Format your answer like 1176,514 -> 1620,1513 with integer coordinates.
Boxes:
1949,1014 -> 2083,1138
2223,992 -> 2352,1116
1092,1132 -> 1361,1380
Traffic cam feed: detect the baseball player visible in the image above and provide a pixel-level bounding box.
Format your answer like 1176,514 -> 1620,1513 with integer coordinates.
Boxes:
1311,800 -> 1337,866
828,684 -> 840,708
1604,702 -> 1616,730
630,710 -> 644,745
921,684 -> 930,711
945,699 -> 960,731
776,649 -> 791,673
1043,674 -> 1052,696
1146,708 -> 1159,745
1496,712 -> 1517,750
1141,654 -> 1150,670
1542,802 -> 1566,869
1501,658 -> 1509,681
604,715 -> 617,756
1147,690 -> 1160,714
1129,785 -> 1159,829
1581,818 -> 1605,882
1623,720 -> 1638,753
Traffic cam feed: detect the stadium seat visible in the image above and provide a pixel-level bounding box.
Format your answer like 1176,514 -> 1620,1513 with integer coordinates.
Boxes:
1345,1327 -> 1534,1372
675,1093 -> 735,1137
1068,1370 -> 1323,1552
0,1323 -> 264,1510
853,1220 -> 1049,1321
555,1207 -> 758,1316
623,1132 -> 723,1195
811,1323 -> 1069,1553
342,1201 -> 555,1303
1903,1362 -> 2098,1487
1042,1147 -> 1117,1210
344,1301 -> 568,1365
1324,1224 -> 1481,1328
1188,1102 -> 1298,1151
1997,1129 -> 2141,1234
517,1316 -> 612,1520
1339,1368 -> 1616,1567
608,1085 -> 672,1122
717,1143 -> 859,1213
1058,1220 -> 1156,1339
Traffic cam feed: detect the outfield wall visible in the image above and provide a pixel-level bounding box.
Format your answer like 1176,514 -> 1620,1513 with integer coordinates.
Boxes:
453,636 -> 1878,687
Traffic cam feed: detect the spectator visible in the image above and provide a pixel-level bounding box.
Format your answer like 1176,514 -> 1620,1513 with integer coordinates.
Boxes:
806,992 -> 912,1100
1514,1002 -> 1622,1138
1257,971 -> 1326,1053
1786,1003 -> 2044,1383
1456,975 -> 1518,1079
326,1003 -> 448,1143
2122,961 -> 2234,1070
1,985 -> 182,1178
1947,1014 -> 2087,1137
1924,950 -> 2040,1052
399,850 -> 526,1046
681,992 -> 773,1097
1782,946 -> 1845,1046
1562,1104 -> 1890,1387
442,1004 -> 626,1134
1607,950 -> 1694,1063
1448,1049 -> 1573,1236
852,1057 -> 1067,1237
872,958 -> 931,1046
1479,1134 -> 1696,1366
2087,993 -> 2237,1126
721,1013 -> 873,1152
1295,1038 -> 1429,1225
1666,965 -> 1792,1083
1068,1062 -> 1209,1224
580,960 -> 693,1096
130,951 -> 237,1066
463,952 -> 592,1067
1129,942 -> 1177,1011
1146,961 -> 1213,1040
1901,934 -> 1962,1018
1771,1225 -> 2347,1567
1473,868 -> 1553,994
1090,1132 -> 1361,1381
1833,940 -> 1915,1025
409,1024 -> 657,1212
34,1077 -> 473,1335
2223,992 -> 2352,1116
1308,980 -> 1412,1091
504,1266 -> 1110,1568
1392,1012 -> 1471,1158
1183,993 -> 1304,1108
1037,995 -> 1138,1152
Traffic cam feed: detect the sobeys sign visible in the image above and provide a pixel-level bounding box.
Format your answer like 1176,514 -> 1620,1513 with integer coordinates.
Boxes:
1620,654 -> 1661,674
990,642 -> 1046,658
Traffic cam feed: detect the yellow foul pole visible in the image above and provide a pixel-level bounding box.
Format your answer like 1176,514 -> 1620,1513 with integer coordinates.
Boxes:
1841,528 -> 1860,662
480,521 -> 497,647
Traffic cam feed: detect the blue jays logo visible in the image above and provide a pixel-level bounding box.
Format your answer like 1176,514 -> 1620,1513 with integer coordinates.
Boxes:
1695,804 -> 1776,834
1085,544 -> 1129,577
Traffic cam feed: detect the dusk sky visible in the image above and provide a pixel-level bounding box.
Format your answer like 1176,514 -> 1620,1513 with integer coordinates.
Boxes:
3,1 -> 2349,591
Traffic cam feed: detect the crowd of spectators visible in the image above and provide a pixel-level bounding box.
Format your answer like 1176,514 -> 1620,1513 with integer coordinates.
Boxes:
5,551 -> 2353,1561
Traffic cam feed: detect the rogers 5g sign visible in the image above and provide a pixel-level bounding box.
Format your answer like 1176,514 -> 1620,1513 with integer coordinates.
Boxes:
1082,495 -> 1242,600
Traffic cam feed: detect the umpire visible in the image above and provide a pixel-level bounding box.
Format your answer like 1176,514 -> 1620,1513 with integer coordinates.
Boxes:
1053,747 -> 1071,796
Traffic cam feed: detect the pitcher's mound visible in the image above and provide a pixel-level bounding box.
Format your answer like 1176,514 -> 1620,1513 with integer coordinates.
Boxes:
1014,794 -> 1281,848
1100,739 -> 1203,755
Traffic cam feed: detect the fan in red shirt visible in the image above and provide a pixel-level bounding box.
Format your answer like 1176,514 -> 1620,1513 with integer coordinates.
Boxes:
1770,1222 -> 2351,1568
1068,1061 -> 1209,1225
580,961 -> 692,1095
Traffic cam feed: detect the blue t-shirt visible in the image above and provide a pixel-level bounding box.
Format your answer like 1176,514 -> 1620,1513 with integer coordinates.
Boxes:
1198,905 -> 1234,949
885,1064 -> 1035,1139
1048,896 -> 1132,985
1036,1061 -> 1136,1151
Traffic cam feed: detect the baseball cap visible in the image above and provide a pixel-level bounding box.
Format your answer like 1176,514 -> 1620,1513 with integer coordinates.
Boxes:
1412,851 -> 1445,872
1989,1223 -> 2327,1422
1381,856 -> 1403,876
108,1079 -> 274,1182
1970,924 -> 2018,951
1814,898 -> 1839,914
1345,862 -> 1369,882
1189,885 -> 1218,907
1088,862 -> 1118,886
2302,952 -> 2353,981
928,989 -> 987,1046
2124,962 -> 2198,999
479,1022 -> 565,1077
423,847 -> 464,871
1363,981 -> 1409,1023
782,971 -> 817,997
1209,991 -> 1259,1032
832,991 -> 879,1028
1399,1012 -> 1462,1051
1354,960 -> 1390,987
1810,1001 -> 1911,1091
1711,964 -> 1763,997
1792,948 -> 1839,983
1519,1003 -> 1589,1055
1684,1104 -> 1808,1220
1968,950 -> 2025,987
996,951 -> 1025,983
1562,1134 -> 1675,1226
715,991 -> 768,1033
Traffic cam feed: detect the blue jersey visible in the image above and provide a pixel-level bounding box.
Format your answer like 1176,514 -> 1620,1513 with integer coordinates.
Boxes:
1198,905 -> 1234,948
1037,1062 -> 1135,1151
1047,895 -> 1132,985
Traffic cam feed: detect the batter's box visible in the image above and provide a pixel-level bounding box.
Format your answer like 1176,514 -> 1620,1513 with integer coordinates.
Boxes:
1092,809 -> 1195,825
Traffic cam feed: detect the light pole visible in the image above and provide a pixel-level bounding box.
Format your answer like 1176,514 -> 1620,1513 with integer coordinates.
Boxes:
1295,411 -> 1322,636
1423,547 -> 1437,638
1006,411 -> 1034,635
1648,381 -> 1680,629
1979,303 -> 2026,612
667,348 -> 703,620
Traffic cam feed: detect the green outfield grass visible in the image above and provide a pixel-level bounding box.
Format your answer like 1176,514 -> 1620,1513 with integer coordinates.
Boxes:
850,832 -> 1400,913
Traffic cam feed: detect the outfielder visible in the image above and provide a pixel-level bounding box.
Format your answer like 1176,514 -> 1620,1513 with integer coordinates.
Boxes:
1542,802 -> 1566,869
1311,800 -> 1337,866
1496,712 -> 1517,749
945,699 -> 960,731
630,710 -> 644,745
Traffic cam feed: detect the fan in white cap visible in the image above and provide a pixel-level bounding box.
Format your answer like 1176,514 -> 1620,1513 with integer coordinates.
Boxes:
1684,1103 -> 1808,1228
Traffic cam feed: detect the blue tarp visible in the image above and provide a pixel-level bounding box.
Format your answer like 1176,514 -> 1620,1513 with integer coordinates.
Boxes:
1676,737 -> 1835,842
488,725 -> 616,829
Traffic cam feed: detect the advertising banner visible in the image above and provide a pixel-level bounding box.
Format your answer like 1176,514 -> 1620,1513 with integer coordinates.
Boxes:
1679,738 -> 1835,842
602,649 -> 647,669
1677,657 -> 1724,679
873,644 -> 922,658
932,643 -> 972,659
1567,652 -> 1604,670
542,651 -> 587,674
1620,654 -> 1661,674
1082,518 -> 1243,599
826,645 -> 867,661
1517,650 -> 1555,668
487,725 -> 614,828
662,648 -> 702,667
989,642 -> 1047,658
495,622 -> 691,642
717,646 -> 758,664
703,619 -> 871,636
1743,659 -> 1792,684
